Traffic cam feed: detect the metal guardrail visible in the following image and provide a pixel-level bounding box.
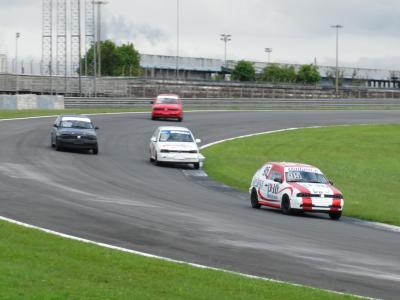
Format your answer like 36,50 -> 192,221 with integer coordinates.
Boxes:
64,97 -> 400,109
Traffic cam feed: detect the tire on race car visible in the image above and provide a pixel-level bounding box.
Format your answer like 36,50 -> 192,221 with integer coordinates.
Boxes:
281,195 -> 292,215
154,153 -> 160,166
55,138 -> 62,151
250,189 -> 261,209
329,211 -> 342,220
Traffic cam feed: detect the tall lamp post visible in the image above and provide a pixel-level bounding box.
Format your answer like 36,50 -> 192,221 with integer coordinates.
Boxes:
264,48 -> 272,64
94,1 -> 108,78
15,32 -> 21,94
176,0 -> 180,80
220,34 -> 232,67
331,24 -> 343,97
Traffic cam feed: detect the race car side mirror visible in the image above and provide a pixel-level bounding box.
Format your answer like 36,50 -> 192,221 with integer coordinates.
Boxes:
329,180 -> 334,185
53,124 -> 58,128
95,126 -> 99,130
151,137 -> 157,143
195,139 -> 201,144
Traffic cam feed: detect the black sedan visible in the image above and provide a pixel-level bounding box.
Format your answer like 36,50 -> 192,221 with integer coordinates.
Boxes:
51,115 -> 99,154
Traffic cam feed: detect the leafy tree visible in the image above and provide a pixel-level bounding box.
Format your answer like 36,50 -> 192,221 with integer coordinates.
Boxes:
231,60 -> 256,81
80,40 -> 140,76
260,64 -> 296,83
115,43 -> 141,76
296,64 -> 321,84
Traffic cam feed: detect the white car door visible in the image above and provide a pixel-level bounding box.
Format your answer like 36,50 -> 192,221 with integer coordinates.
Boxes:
260,168 -> 283,206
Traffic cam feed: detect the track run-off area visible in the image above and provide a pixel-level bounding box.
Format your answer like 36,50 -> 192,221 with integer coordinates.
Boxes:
0,110 -> 400,299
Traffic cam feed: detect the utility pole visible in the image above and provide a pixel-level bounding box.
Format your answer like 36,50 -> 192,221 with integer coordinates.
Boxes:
264,48 -> 272,64
220,34 -> 232,67
331,24 -> 343,97
15,32 -> 20,95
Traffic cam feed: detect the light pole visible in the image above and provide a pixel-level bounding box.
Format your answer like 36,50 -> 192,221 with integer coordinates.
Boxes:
331,24 -> 343,97
94,1 -> 108,78
176,0 -> 180,80
220,34 -> 231,67
264,48 -> 272,64
15,32 -> 20,94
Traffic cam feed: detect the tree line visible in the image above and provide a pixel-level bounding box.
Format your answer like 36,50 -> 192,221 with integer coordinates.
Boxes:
231,60 -> 321,84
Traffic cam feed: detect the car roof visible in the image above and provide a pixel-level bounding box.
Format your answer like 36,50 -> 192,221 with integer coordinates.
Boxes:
270,162 -> 315,168
157,94 -> 179,98
158,126 -> 191,132
268,162 -> 322,173
60,115 -> 91,122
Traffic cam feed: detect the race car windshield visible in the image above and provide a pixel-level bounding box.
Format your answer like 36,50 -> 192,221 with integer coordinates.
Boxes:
156,98 -> 179,104
61,120 -> 93,129
286,171 -> 328,184
159,130 -> 194,143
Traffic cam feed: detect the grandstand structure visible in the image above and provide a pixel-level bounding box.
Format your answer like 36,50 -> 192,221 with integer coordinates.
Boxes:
0,52 -> 7,74
140,54 -> 400,89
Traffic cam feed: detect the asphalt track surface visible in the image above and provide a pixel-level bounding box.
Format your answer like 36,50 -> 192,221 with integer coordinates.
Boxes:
1,110 -> 400,299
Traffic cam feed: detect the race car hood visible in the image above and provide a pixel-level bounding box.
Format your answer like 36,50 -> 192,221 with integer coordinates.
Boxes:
289,182 -> 342,195
158,142 -> 198,151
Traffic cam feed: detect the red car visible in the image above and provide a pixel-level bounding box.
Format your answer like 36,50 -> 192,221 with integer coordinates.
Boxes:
151,94 -> 183,122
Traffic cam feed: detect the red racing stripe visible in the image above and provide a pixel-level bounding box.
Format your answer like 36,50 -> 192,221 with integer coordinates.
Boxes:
290,182 -> 312,211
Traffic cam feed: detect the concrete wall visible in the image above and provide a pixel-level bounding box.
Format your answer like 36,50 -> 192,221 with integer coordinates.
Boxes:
0,95 -> 64,110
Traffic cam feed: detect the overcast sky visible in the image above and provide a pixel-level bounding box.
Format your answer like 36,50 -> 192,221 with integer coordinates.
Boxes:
1,0 -> 400,70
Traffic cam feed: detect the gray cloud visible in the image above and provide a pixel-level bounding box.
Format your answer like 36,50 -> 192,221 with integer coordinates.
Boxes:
103,15 -> 167,46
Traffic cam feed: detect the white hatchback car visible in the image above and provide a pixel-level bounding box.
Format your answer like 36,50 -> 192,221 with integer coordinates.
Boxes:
149,126 -> 203,169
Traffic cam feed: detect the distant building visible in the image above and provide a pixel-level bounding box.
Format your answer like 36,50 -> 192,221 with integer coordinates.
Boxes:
0,52 -> 7,73
140,54 -> 400,89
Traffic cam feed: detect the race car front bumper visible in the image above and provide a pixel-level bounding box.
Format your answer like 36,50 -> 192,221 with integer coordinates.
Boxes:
157,152 -> 204,164
292,197 -> 344,212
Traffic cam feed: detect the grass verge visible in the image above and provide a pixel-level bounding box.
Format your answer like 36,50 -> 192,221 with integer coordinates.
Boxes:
0,108 -> 150,120
202,124 -> 400,226
0,220 -> 355,299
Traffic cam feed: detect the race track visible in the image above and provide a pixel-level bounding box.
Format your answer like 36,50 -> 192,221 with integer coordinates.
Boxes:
1,110 -> 400,299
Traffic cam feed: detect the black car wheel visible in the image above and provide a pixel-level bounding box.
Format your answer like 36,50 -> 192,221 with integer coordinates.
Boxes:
329,211 -> 342,220
281,195 -> 292,215
154,153 -> 160,166
250,189 -> 261,209
92,147 -> 99,155
193,162 -> 200,170
55,139 -> 62,151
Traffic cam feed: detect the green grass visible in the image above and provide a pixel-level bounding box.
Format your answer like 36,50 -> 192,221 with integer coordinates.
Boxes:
202,125 -> 400,226
0,108 -> 150,120
0,220 -> 355,300
1,107 -> 399,121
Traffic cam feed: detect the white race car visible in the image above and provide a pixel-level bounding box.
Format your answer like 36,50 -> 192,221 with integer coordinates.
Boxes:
149,126 -> 203,169
249,162 -> 344,220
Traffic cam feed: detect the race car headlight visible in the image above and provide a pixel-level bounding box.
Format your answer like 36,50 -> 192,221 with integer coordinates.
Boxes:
297,193 -> 312,198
